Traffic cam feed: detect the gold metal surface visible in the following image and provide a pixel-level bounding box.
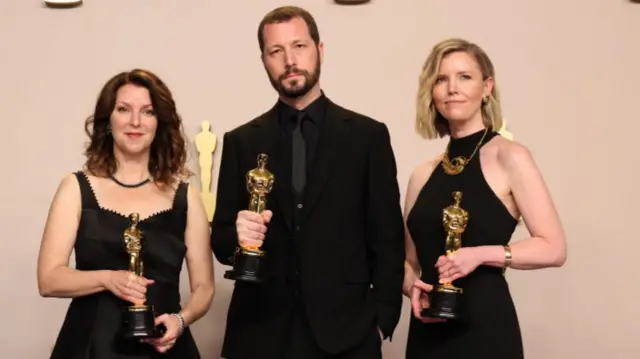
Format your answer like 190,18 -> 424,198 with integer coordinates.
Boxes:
123,213 -> 144,276
243,154 -> 275,252
439,191 -> 469,291
441,127 -> 488,175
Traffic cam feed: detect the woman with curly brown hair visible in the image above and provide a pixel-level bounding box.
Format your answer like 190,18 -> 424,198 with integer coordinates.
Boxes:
37,69 -> 215,359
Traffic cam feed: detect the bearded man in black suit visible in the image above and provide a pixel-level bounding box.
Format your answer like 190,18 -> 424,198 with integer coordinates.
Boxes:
211,6 -> 405,359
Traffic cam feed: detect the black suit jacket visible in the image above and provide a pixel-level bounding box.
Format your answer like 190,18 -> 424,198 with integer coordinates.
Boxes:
211,98 -> 405,358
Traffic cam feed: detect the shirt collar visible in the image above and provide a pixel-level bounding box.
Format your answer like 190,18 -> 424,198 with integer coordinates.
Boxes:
277,91 -> 328,128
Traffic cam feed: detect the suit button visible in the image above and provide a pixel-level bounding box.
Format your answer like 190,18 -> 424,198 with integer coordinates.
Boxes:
297,203 -> 303,209
295,226 -> 300,231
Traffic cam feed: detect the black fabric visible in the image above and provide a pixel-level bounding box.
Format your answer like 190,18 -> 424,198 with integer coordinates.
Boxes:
211,96 -> 405,359
49,172 -> 200,359
277,92 -> 327,175
405,128 -> 523,359
291,111 -> 307,196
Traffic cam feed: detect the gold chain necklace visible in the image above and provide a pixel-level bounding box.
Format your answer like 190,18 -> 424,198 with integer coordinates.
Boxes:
441,127 -> 489,175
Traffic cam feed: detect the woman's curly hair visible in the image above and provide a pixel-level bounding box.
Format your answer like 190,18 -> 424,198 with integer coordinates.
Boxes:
83,69 -> 193,186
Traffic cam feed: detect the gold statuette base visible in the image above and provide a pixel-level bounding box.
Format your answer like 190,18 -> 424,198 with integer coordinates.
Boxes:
122,304 -> 163,339
223,247 -> 267,283
422,283 -> 464,320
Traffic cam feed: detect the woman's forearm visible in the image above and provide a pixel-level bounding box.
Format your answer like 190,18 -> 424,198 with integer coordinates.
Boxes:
179,283 -> 215,327
477,237 -> 566,270
39,266 -> 109,298
402,262 -> 420,297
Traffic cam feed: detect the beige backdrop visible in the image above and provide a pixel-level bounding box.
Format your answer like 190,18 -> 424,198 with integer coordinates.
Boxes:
1,0 -> 639,358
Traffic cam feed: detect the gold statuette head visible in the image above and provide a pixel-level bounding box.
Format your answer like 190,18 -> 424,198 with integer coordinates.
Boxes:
246,154 -> 275,196
442,191 -> 469,235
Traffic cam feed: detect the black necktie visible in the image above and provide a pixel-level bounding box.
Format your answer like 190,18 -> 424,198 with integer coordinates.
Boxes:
292,111 -> 306,195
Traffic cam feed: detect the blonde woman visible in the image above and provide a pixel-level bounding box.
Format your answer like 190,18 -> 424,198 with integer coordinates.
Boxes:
402,38 -> 566,358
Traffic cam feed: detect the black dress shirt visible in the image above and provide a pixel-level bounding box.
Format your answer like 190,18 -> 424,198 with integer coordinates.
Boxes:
277,92 -> 328,175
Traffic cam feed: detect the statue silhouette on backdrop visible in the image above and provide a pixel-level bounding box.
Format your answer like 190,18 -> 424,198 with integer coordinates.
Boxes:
498,118 -> 513,140
195,120 -> 217,222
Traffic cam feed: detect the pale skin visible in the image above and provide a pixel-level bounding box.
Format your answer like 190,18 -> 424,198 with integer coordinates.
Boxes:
37,84 -> 215,353
404,51 -> 567,322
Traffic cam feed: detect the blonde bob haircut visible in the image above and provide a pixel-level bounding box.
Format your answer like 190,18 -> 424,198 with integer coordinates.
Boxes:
415,38 -> 503,140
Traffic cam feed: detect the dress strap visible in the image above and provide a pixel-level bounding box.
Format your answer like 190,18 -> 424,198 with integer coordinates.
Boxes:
73,171 -> 99,210
172,181 -> 189,213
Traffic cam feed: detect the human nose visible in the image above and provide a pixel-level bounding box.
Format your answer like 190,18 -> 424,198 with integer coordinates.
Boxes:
129,112 -> 141,127
447,79 -> 459,94
283,49 -> 296,68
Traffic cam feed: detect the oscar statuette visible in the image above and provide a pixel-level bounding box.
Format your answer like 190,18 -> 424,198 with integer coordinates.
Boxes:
223,153 -> 275,283
121,213 -> 162,339
422,191 -> 469,320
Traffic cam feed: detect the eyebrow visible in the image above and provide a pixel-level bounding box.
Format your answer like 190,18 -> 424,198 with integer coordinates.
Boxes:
116,101 -> 153,108
438,71 -> 472,75
268,38 -> 307,49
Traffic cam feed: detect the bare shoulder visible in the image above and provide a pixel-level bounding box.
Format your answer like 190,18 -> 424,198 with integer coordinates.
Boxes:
56,173 -> 82,199
492,137 -> 538,173
498,138 -> 534,162
184,182 -> 206,209
47,173 -> 82,219
185,182 -> 199,200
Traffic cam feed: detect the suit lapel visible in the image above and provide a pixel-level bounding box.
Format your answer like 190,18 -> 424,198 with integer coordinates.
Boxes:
301,100 -> 351,221
249,106 -> 294,231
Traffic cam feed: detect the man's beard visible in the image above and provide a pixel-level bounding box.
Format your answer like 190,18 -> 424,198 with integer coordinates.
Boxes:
268,59 -> 321,99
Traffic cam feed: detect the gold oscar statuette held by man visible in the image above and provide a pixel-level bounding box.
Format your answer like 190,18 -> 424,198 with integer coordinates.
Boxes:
423,191 -> 469,320
122,213 -> 162,339
224,153 -> 275,283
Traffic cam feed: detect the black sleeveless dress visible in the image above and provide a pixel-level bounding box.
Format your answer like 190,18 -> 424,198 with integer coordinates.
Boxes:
405,129 -> 524,359
49,171 -> 201,359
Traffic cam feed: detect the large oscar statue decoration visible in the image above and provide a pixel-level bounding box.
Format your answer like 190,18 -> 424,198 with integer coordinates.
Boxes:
121,213 -> 162,339
195,120 -> 218,223
423,191 -> 469,320
498,118 -> 514,140
224,153 -> 275,283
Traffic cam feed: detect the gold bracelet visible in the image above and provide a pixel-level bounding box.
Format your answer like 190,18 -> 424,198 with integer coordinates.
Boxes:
503,245 -> 512,268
